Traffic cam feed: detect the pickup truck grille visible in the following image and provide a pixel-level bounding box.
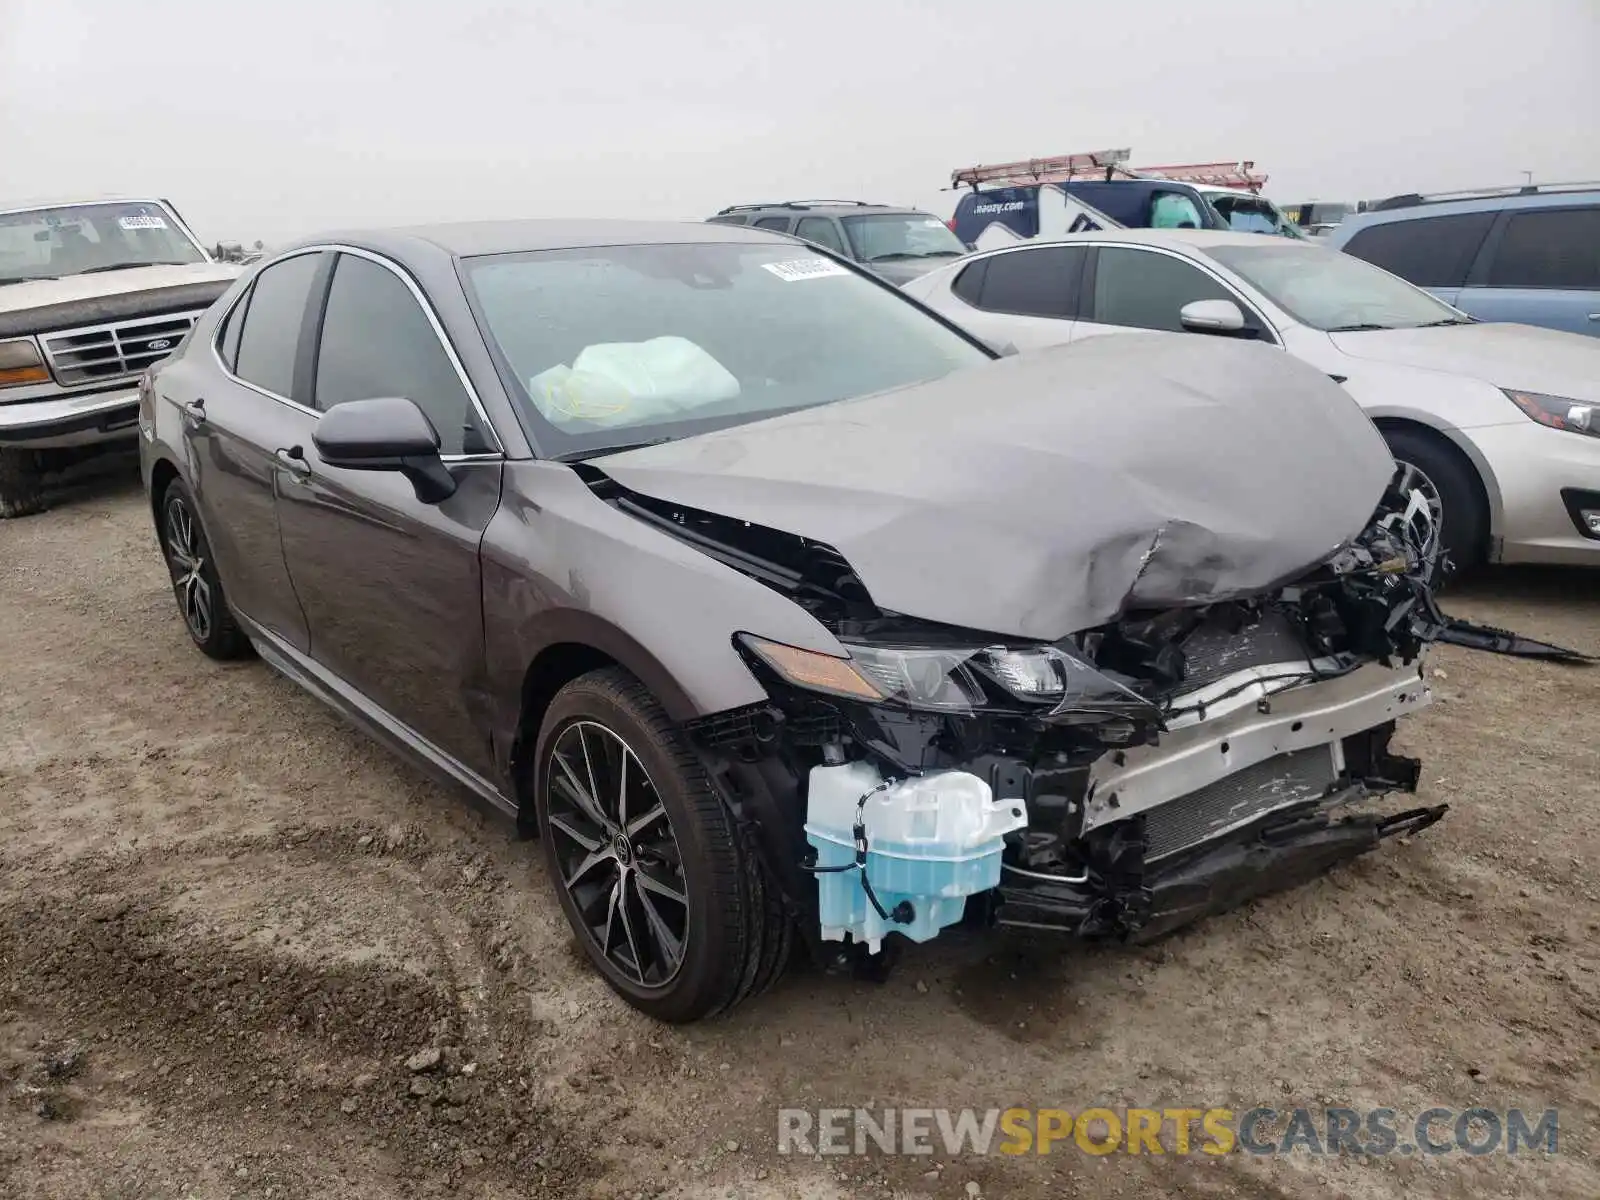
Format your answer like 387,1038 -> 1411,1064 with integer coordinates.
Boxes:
42,310 -> 205,386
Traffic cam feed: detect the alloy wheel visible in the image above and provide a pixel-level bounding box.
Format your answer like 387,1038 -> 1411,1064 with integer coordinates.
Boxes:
544,720 -> 690,986
163,496 -> 213,642
1391,458 -> 1444,559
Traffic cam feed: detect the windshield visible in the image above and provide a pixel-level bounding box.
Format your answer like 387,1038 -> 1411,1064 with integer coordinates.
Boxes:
464,242 -> 990,458
841,213 -> 967,262
1205,194 -> 1306,239
0,201 -> 205,283
1207,243 -> 1467,331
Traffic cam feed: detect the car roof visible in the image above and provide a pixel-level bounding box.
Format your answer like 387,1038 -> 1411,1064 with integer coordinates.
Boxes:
1333,187 -> 1600,238
978,228 -> 1281,253
713,202 -> 922,217
0,195 -> 172,216
282,218 -> 793,262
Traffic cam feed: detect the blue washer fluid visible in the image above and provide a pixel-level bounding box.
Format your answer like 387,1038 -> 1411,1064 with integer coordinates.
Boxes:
804,762 -> 1029,952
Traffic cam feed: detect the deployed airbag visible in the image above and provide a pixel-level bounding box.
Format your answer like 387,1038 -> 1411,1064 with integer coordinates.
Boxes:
528,336 -> 740,430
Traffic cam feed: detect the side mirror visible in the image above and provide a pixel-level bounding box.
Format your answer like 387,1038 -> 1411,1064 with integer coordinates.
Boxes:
983,338 -> 1020,358
1179,298 -> 1252,337
313,396 -> 457,504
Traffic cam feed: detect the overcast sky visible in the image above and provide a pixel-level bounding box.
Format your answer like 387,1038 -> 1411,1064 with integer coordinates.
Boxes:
4,0 -> 1597,245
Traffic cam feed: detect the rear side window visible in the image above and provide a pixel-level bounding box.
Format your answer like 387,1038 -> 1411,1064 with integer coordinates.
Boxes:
706,214 -> 750,225
1485,207 -> 1600,289
216,295 -> 245,370
1091,247 -> 1235,332
969,247 -> 1084,318
795,218 -> 846,254
951,259 -> 988,305
233,252 -> 323,398
314,253 -> 486,455
753,217 -> 791,231
1341,212 -> 1494,287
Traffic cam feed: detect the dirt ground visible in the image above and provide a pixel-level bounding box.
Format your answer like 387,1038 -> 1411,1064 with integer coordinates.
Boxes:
2,460 -> 1597,1200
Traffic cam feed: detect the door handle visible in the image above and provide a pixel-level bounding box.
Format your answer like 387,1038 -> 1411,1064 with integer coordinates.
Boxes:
183,397 -> 206,423
274,446 -> 312,480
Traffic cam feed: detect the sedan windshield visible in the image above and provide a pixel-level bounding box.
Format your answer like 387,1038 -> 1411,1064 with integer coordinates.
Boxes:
0,202 -> 206,283
841,213 -> 968,262
1206,242 -> 1468,331
463,242 -> 990,458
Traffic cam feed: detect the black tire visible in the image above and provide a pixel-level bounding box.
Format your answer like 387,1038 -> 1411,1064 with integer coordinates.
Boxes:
157,478 -> 252,660
532,667 -> 790,1022
1383,427 -> 1487,577
0,448 -> 48,519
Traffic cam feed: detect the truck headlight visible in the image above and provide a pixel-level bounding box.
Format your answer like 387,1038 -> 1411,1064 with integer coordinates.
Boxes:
1504,390 -> 1596,438
738,634 -> 1158,721
0,339 -> 49,388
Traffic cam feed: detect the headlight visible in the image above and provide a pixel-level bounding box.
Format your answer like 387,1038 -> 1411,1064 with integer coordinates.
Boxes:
738,634 -> 1157,721
0,338 -> 49,388
1504,389 -> 1596,438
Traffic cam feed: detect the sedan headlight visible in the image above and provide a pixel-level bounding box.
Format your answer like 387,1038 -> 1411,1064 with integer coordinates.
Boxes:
738,634 -> 1157,721
1504,390 -> 1596,438
0,338 -> 49,388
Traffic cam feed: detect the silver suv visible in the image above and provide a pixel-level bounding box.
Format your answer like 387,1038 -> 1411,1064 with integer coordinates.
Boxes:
706,200 -> 969,284
0,197 -> 242,516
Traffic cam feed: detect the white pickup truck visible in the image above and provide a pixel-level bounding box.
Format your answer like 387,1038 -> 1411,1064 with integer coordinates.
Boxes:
0,197 -> 242,516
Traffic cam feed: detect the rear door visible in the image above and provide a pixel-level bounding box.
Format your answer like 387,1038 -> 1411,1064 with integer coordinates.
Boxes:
1455,205 -> 1600,336
273,248 -> 505,777
934,245 -> 1086,350
184,250 -> 327,650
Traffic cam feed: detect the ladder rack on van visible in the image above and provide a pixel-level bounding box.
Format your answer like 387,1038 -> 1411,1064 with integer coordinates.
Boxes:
1129,161 -> 1268,192
950,149 -> 1268,193
950,149 -> 1131,190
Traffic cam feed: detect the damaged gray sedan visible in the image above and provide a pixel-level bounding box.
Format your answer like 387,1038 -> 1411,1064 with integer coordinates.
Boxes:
140,220 -> 1447,1022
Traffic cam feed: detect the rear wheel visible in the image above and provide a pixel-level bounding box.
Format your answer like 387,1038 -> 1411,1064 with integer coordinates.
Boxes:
0,449 -> 48,519
532,667 -> 790,1021
1383,428 -> 1486,578
158,479 -> 252,659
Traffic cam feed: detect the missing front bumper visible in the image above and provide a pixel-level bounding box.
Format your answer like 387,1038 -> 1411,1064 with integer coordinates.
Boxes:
994,788 -> 1447,941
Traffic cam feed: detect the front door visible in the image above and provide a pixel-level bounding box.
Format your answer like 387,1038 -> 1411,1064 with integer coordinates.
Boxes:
274,249 -> 505,778
183,250 -> 328,650
1073,245 -> 1274,344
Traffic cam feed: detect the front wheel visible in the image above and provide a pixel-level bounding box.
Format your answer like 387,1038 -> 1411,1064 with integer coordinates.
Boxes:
1383,428 -> 1486,579
158,479 -> 252,659
532,667 -> 790,1022
0,449 -> 48,519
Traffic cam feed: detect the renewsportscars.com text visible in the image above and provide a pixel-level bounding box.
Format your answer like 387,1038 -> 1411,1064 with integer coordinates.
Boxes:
776,1106 -> 1559,1157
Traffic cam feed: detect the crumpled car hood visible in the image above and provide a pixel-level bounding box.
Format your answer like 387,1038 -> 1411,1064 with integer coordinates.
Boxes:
599,333 -> 1397,640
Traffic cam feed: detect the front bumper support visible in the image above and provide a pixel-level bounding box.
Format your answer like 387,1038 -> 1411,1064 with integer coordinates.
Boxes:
994,791 -> 1448,941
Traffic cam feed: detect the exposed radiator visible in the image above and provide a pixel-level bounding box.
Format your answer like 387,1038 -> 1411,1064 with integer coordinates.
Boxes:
1143,747 -> 1338,861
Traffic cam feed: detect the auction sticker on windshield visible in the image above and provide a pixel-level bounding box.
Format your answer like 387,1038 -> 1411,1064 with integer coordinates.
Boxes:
118,214 -> 168,230
761,257 -> 851,282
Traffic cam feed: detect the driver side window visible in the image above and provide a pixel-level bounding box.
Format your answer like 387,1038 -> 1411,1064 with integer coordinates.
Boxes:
1091,247 -> 1261,336
1150,192 -> 1205,230
314,253 -> 490,456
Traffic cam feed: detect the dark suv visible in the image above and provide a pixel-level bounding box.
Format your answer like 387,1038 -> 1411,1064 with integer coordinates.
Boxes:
706,200 -> 968,283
